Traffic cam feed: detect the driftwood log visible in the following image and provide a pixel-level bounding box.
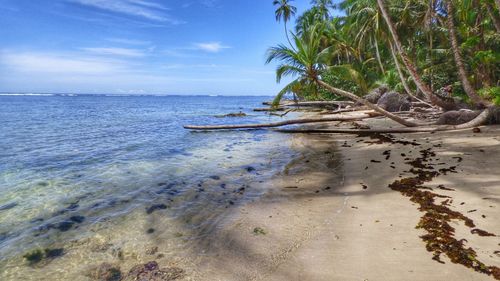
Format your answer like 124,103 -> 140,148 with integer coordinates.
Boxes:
262,101 -> 354,107
253,107 -> 286,112
184,113 -> 379,130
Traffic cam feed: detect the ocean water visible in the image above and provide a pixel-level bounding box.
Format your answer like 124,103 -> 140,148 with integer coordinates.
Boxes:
0,95 -> 295,279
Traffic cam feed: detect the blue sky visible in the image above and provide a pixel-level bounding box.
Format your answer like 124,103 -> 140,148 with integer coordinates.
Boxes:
0,0 -> 314,95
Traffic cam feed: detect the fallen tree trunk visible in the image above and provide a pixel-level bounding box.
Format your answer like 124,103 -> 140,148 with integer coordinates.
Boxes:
317,80 -> 419,127
253,107 -> 285,112
184,113 -> 378,130
277,106 -> 496,134
282,101 -> 355,107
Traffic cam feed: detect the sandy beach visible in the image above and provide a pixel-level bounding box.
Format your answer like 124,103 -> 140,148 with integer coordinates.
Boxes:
188,117 -> 500,281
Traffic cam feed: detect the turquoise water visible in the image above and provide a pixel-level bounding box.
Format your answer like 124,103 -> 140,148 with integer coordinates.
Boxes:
0,95 -> 294,279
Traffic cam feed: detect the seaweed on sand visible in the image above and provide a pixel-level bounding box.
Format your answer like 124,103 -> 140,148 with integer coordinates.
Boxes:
369,134 -> 500,280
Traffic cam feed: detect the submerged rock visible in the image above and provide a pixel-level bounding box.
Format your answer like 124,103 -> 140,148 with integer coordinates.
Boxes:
215,112 -> 247,118
89,263 -> 122,281
23,249 -> 44,265
123,261 -> 184,281
377,91 -> 411,112
44,248 -> 64,258
0,202 -> 17,211
23,247 -> 65,266
146,204 -> 168,214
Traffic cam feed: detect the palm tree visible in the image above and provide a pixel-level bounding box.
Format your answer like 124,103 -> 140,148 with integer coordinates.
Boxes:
444,0 -> 488,107
266,25 -> 417,127
310,0 -> 333,20
376,0 -> 460,110
273,0 -> 297,49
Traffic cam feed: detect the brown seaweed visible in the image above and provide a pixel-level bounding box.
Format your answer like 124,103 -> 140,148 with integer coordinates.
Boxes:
367,134 -> 500,280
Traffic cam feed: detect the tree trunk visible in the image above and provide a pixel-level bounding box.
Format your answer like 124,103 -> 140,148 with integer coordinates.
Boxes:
486,3 -> 500,33
317,80 -> 418,127
377,0 -> 451,109
496,0 -> 500,12
373,35 -> 386,74
184,114 -> 376,130
278,106 -> 497,134
389,44 -> 431,106
284,21 -> 295,51
445,0 -> 487,107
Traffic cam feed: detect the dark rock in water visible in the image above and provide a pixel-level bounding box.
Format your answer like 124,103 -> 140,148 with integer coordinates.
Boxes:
23,249 -> 44,265
436,110 -> 481,125
23,248 -> 65,267
245,166 -> 256,173
146,204 -> 168,214
37,182 -> 49,187
70,215 -> 86,223
0,202 -> 17,211
53,202 -> 80,216
123,261 -> 184,281
147,228 -> 155,234
209,175 -> 221,180
44,248 -> 64,258
376,91 -> 411,112
89,263 -> 122,281
362,86 -> 388,104
56,221 -> 75,232
215,111 -> 247,118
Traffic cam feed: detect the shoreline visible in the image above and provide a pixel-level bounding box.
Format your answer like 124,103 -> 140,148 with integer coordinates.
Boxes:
1,109 -> 499,280
188,118 -> 500,280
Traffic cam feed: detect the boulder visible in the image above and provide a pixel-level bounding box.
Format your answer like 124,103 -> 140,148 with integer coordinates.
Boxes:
436,109 -> 481,125
362,86 -> 388,104
376,91 -> 411,112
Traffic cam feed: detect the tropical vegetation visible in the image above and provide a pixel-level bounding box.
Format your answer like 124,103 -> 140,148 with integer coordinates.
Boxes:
268,0 -> 500,126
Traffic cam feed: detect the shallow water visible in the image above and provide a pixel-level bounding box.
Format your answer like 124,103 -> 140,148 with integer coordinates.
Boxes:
0,95 -> 295,280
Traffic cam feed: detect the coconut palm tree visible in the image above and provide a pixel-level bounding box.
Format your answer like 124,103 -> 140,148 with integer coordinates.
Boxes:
444,0 -> 488,107
266,24 -> 417,127
376,0 -> 462,110
273,0 -> 297,49
310,0 -> 333,20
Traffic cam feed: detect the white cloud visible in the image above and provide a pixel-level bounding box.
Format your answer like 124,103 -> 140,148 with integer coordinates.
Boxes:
0,51 -> 127,74
81,47 -> 146,57
106,38 -> 152,45
193,42 -> 231,53
161,64 -> 228,70
71,0 -> 183,24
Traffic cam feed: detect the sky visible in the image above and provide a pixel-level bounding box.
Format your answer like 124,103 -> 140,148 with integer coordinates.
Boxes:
0,0 -> 314,95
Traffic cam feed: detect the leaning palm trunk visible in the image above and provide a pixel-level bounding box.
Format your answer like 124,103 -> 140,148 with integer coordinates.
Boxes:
389,44 -> 432,106
316,80 -> 418,127
445,0 -> 488,107
486,3 -> 500,33
373,35 -> 386,74
377,0 -> 452,110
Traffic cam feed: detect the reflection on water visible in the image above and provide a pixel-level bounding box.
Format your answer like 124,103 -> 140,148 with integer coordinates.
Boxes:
0,95 -> 294,280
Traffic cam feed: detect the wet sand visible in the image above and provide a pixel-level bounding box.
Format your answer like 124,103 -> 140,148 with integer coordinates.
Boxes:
190,119 -> 500,280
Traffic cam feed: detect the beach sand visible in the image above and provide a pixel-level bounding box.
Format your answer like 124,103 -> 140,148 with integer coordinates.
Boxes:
189,118 -> 500,281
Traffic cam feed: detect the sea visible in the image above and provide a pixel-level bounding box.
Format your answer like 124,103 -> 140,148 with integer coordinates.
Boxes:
0,94 -> 296,280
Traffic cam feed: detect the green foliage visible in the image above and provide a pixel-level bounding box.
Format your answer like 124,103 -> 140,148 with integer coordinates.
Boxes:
268,0 -> 499,105
479,87 -> 500,105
